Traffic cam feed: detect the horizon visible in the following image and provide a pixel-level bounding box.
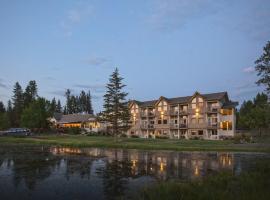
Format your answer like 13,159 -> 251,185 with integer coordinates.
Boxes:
0,0 -> 269,112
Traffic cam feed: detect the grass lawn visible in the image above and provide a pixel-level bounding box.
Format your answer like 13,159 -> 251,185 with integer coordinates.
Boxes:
138,160 -> 270,200
0,135 -> 269,152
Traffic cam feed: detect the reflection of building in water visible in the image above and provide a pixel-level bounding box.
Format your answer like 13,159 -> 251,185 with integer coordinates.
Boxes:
49,147 -> 234,181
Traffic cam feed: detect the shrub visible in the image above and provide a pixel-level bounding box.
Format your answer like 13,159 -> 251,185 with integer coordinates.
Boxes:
156,135 -> 169,139
67,127 -> 81,135
120,133 -> 127,137
234,134 -> 253,144
131,135 -> 139,138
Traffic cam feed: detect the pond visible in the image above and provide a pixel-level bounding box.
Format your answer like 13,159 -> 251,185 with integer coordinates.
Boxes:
0,145 -> 269,200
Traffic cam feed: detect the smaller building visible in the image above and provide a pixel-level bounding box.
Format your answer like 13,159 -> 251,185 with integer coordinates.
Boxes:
50,113 -> 106,133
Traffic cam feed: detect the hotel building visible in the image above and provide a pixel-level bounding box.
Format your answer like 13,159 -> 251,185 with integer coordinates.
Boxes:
128,91 -> 238,140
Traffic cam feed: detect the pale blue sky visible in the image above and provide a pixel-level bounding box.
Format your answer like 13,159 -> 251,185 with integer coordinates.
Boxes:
0,0 -> 269,112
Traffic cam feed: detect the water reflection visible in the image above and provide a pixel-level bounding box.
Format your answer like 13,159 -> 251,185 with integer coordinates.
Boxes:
50,147 -> 235,180
0,146 -> 268,200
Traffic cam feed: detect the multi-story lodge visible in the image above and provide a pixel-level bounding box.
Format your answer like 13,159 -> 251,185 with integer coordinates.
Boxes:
128,91 -> 238,140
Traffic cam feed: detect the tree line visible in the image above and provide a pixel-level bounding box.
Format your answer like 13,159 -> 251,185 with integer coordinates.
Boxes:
0,80 -> 94,130
237,41 -> 270,135
64,89 -> 93,114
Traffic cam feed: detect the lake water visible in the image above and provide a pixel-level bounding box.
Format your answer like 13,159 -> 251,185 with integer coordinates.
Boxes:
0,145 -> 269,200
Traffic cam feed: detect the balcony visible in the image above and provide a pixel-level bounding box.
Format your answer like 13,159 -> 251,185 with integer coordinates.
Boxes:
207,106 -> 220,113
148,112 -> 155,117
170,110 -> 179,116
140,112 -> 148,117
140,124 -> 154,129
179,109 -> 188,115
207,123 -> 218,129
179,123 -> 188,129
188,122 -> 207,129
170,124 -> 179,129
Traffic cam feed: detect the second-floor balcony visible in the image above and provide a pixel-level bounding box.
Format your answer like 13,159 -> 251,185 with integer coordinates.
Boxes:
207,122 -> 218,129
188,122 -> 208,129
170,123 -> 188,129
207,106 -> 220,113
140,124 -> 154,129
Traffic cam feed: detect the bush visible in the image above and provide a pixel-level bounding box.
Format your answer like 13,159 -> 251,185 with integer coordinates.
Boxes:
120,133 -> 127,137
67,127 -> 81,135
131,135 -> 139,138
234,134 -> 253,144
156,135 -> 169,139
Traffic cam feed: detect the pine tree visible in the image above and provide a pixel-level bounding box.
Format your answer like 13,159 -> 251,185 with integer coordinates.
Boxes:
24,80 -> 38,107
6,100 -> 14,127
87,91 -> 93,114
255,41 -> 270,94
102,68 -> 130,136
50,97 -> 57,114
79,90 -> 87,113
0,101 -> 5,113
12,82 -> 24,126
56,100 -> 62,113
65,89 -> 72,114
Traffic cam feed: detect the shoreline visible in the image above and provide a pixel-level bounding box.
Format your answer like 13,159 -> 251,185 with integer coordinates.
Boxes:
0,135 -> 269,153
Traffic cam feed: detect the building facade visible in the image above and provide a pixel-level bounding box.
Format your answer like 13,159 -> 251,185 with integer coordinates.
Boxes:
50,113 -> 107,133
128,92 -> 238,140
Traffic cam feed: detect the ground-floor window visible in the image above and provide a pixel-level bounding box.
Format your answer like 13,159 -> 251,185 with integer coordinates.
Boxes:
198,130 -> 204,135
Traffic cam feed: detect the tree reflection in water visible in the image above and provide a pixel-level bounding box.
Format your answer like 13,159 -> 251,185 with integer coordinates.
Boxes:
0,146 -> 265,200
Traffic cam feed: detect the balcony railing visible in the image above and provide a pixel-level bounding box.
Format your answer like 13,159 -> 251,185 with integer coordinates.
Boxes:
140,112 -> 148,117
169,123 -> 188,129
207,106 -> 220,113
140,124 -> 154,129
169,110 -> 179,115
188,122 -> 207,129
207,123 -> 218,128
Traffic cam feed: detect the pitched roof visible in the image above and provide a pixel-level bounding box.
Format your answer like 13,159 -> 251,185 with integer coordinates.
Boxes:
132,92 -> 230,107
57,114 -> 95,124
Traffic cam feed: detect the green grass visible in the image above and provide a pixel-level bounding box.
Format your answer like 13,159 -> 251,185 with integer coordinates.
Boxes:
0,135 -> 269,152
138,160 -> 270,200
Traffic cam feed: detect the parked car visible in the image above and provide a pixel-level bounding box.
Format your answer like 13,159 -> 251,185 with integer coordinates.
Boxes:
5,128 -> 32,136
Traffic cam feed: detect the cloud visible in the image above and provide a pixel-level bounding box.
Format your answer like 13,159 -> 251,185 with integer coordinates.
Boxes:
147,0 -> 225,31
0,78 -> 9,89
84,57 -> 110,66
49,90 -> 67,97
73,83 -> 106,93
61,4 -> 93,37
44,76 -> 56,81
243,67 -> 255,74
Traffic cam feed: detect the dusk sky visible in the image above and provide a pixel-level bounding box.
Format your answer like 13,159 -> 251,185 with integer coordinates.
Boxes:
0,0 -> 269,112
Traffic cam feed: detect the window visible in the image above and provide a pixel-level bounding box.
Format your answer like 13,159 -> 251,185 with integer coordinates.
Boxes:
191,131 -> 196,135
220,109 -> 232,115
175,119 -> 178,124
163,119 -> 167,124
198,130 -> 204,135
220,121 -> 232,130
211,130 -> 217,135
158,119 -> 162,124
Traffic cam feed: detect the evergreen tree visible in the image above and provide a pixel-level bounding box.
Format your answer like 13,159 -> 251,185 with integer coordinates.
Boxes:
12,82 -> 24,126
50,97 -> 57,114
102,68 -> 130,136
237,93 -> 270,136
255,41 -> 270,94
24,80 -> 38,107
6,100 -> 14,127
0,101 -> 5,113
56,100 -> 62,113
21,97 -> 50,129
0,100 -> 9,130
0,113 -> 10,130
79,90 -> 87,113
65,89 -> 72,114
86,91 -> 93,114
